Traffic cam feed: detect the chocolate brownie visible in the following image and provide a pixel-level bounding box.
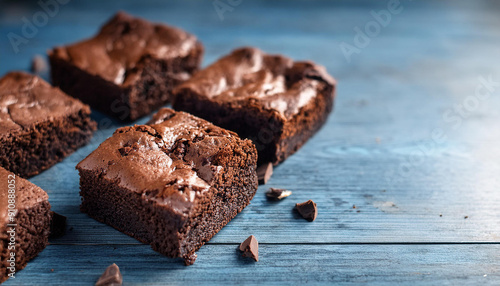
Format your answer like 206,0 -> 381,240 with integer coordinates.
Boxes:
172,47 -> 336,165
77,108 -> 258,264
49,12 -> 204,121
0,72 -> 97,177
0,167 -> 52,283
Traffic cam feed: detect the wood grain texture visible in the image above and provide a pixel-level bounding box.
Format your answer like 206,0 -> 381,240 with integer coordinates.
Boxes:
14,244 -> 500,285
0,0 -> 499,285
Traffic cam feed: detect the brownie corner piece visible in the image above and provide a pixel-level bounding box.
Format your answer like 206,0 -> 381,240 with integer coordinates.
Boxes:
0,167 -> 52,283
49,12 -> 204,121
172,47 -> 336,165
77,108 -> 257,264
0,71 -> 97,177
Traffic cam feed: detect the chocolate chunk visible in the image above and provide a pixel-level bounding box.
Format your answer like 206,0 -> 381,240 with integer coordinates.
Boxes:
257,163 -> 273,185
239,235 -> 259,261
49,212 -> 67,238
266,188 -> 292,200
95,263 -> 122,286
30,55 -> 48,74
295,200 -> 317,221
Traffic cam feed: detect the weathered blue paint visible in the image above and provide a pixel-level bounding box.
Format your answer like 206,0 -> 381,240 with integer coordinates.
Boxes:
0,0 -> 499,284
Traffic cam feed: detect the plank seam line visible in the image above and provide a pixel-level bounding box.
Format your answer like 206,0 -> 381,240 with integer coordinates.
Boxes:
49,242 -> 500,246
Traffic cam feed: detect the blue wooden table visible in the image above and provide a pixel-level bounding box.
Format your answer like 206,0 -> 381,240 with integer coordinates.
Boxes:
1,0 -> 500,285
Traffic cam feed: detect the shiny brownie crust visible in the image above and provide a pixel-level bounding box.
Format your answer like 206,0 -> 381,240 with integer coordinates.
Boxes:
172,47 -> 336,165
77,108 -> 258,264
49,12 -> 204,121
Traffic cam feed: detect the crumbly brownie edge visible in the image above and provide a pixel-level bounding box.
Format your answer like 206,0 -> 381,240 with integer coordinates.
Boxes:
49,55 -> 133,121
1,200 -> 52,283
79,168 -> 185,257
178,139 -> 258,261
50,41 -> 203,121
0,108 -> 97,177
275,82 -> 335,163
128,43 -> 203,120
172,90 -> 284,165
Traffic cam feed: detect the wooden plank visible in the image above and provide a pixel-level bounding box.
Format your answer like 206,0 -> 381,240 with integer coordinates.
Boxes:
1,0 -> 500,285
6,244 -> 500,285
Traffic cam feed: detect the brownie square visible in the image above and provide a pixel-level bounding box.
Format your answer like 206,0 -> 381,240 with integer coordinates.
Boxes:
0,72 -> 97,178
0,167 -> 52,283
172,47 -> 336,165
77,108 -> 257,264
49,12 -> 204,121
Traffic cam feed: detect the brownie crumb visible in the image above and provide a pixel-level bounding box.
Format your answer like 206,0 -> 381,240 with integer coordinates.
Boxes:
239,235 -> 259,262
50,212 -> 67,238
31,55 -> 48,74
257,163 -> 273,185
184,253 -> 197,266
296,200 -> 318,221
266,188 -> 292,200
95,263 -> 122,286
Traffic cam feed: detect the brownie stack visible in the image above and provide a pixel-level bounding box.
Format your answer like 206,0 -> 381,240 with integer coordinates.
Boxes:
77,108 -> 258,265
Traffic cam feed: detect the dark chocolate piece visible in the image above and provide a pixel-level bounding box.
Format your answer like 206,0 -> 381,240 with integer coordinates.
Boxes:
173,47 -> 336,165
265,188 -> 292,200
0,72 -> 97,177
49,12 -> 204,121
77,108 -> 258,264
95,263 -> 122,286
295,200 -> 317,222
257,163 -> 273,185
239,235 -> 259,261
30,55 -> 48,75
0,167 -> 52,283
49,212 -> 67,239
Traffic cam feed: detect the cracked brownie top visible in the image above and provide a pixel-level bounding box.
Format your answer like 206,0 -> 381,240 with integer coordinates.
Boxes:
173,47 -> 335,119
49,12 -> 201,86
76,108 -> 243,215
0,72 -> 90,134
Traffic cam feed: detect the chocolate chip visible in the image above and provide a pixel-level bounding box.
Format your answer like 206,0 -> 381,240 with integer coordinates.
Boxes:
257,163 -> 273,185
30,55 -> 48,74
118,147 -> 132,156
95,263 -> 122,286
266,188 -> 292,200
295,200 -> 317,222
239,235 -> 258,261
49,212 -> 67,239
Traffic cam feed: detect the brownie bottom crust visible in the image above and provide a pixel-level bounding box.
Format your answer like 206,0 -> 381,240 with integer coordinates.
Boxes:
0,109 -> 96,178
79,139 -> 257,264
1,201 -> 52,283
